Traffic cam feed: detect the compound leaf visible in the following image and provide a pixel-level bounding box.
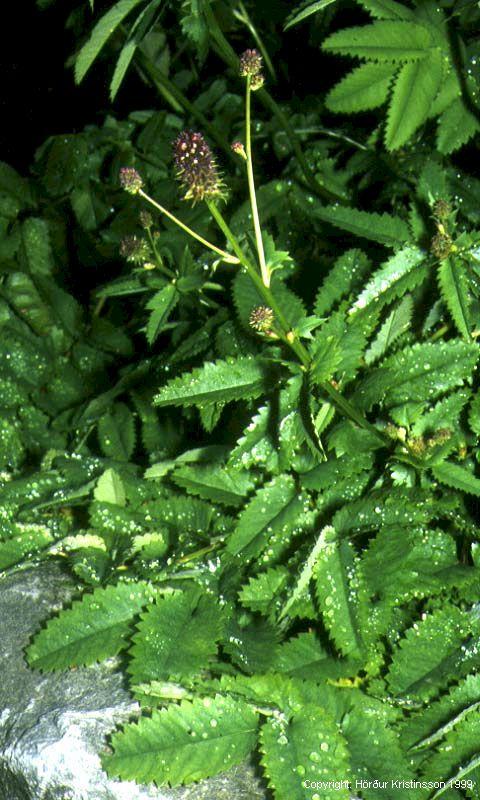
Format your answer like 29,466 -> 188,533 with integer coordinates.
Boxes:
260,707 -> 350,800
128,591 -> 223,684
323,21 -> 432,62
103,696 -> 259,785
154,356 -> 271,408
438,256 -> 471,340
326,62 -> 395,113
227,474 -> 309,560
385,50 -> 443,150
26,582 -> 158,671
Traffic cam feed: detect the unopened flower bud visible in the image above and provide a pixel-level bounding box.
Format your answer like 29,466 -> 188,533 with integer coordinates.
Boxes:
433,199 -> 452,222
119,167 -> 143,195
139,210 -> 153,229
120,235 -> 150,264
427,428 -> 452,448
231,141 -> 247,160
239,49 -> 263,78
249,305 -> 274,333
173,130 -> 225,203
431,231 -> 453,260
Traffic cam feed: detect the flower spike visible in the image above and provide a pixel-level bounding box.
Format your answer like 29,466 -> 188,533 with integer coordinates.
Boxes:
173,131 -> 226,203
239,49 -> 263,78
119,167 -> 144,195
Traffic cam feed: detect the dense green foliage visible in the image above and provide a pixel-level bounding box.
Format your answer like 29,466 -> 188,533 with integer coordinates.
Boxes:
2,0 -> 480,797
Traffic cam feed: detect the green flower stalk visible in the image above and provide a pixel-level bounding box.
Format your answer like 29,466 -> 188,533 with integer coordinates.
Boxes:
119,166 -> 238,265
239,49 -> 269,286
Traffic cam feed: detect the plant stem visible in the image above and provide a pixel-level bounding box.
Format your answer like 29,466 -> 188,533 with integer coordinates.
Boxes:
206,199 -> 388,443
245,78 -> 269,286
145,228 -> 176,278
202,0 -> 345,203
139,189 -> 239,264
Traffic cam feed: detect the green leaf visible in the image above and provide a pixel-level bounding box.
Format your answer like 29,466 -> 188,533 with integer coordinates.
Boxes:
3,273 -> 54,336
343,711 -> 418,799
260,708 -> 350,800
365,295 -> 413,364
437,98 -> 480,155
314,249 -> 371,317
154,356 -> 271,408
326,62 -> 395,113
227,474 -> 309,560
314,526 -> 364,658
271,632 -> 331,680
239,567 -> 290,615
172,463 -> 255,507
75,0 -> 147,84
128,591 -> 223,684
280,525 -> 336,621
97,403 -> 136,461
322,21 -> 433,62
110,0 -> 162,99
93,468 -> 127,506
469,394 -> 480,438
284,0 -> 337,31
386,606 -> 477,699
223,616 -> 280,674
145,283 -> 179,345
103,696 -> 259,785
180,0 -> 209,60
356,0 -> 414,20
300,452 -> 373,492
26,582 -> 158,671
0,523 -> 53,570
349,246 -> 425,314
413,389 -> 470,437
432,462 -> 480,497
385,50 -> 444,150
356,340 -> 478,410
21,218 -> 54,275
311,205 -> 410,247
438,256 -> 471,340
425,718 -> 480,800
402,673 -> 480,752
360,526 -> 459,605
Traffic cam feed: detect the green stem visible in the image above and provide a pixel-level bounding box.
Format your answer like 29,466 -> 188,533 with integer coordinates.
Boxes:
139,189 -> 239,264
145,228 -> 176,279
202,0 -> 344,203
245,78 -> 269,286
207,199 -> 388,444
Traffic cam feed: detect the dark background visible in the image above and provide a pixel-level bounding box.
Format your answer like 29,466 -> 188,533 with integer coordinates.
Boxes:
0,1 -> 350,174
1,4 -> 107,171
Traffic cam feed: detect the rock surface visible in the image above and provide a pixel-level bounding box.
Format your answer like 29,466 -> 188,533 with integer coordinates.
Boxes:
0,563 -> 268,800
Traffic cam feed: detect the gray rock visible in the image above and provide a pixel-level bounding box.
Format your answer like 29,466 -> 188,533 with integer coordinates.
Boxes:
0,563 -> 268,800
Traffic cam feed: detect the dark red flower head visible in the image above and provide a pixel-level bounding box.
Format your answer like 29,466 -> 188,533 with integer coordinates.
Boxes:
119,167 -> 143,194
173,130 -> 225,203
239,49 -> 263,78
